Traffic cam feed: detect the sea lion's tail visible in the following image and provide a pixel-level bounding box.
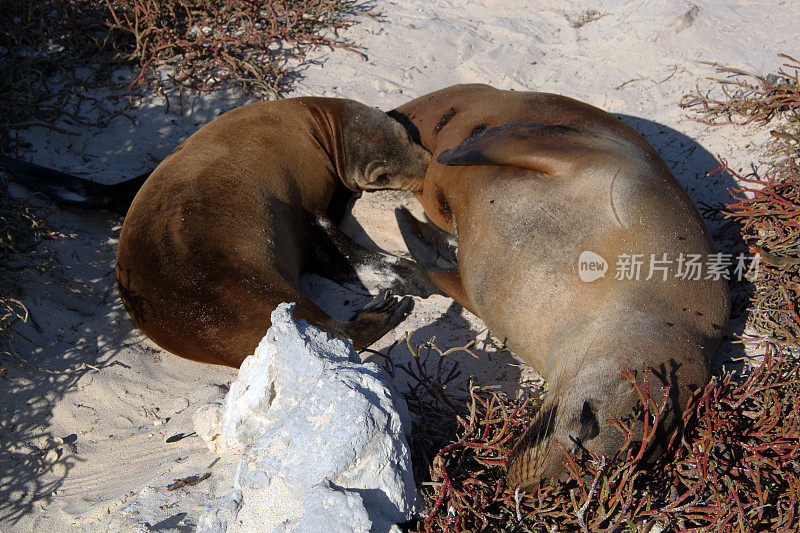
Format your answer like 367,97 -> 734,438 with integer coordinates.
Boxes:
0,156 -> 150,213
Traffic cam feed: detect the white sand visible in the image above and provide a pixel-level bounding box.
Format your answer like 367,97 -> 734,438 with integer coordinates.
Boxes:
2,1 -> 797,530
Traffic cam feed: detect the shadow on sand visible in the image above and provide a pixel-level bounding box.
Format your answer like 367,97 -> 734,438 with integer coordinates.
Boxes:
0,204 -> 133,525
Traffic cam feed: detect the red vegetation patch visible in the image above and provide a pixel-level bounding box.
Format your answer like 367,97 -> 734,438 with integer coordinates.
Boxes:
403,346 -> 799,532
683,54 -> 800,344
0,0 -> 366,151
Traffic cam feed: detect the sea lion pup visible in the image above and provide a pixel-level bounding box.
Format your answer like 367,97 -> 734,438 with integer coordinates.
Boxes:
390,84 -> 730,489
116,97 -> 435,368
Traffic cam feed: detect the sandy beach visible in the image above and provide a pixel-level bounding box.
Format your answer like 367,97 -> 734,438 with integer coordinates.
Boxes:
2,1 -> 798,530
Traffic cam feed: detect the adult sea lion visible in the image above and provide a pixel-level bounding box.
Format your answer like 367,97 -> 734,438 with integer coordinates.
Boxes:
390,84 -> 730,489
116,97 -> 435,367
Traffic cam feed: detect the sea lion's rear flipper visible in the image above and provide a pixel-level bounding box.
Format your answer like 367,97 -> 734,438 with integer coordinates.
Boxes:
310,217 -> 443,299
0,156 -> 149,213
436,123 -> 611,176
395,207 -> 477,315
331,289 -> 415,349
201,287 -> 413,365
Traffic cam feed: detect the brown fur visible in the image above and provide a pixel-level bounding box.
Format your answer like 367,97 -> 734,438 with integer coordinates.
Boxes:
392,84 -> 730,489
116,97 -> 431,367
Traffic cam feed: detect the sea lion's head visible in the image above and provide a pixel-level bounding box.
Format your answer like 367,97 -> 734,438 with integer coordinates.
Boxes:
339,103 -> 430,192
506,351 -> 693,490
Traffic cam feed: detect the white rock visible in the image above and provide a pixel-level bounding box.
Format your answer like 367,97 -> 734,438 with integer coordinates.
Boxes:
195,490 -> 243,533
196,303 -> 417,532
193,401 -> 224,454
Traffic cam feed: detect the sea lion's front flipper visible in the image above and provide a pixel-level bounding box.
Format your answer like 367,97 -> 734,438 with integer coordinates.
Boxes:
310,217 -> 443,299
395,206 -> 458,270
435,123 -> 610,176
395,207 -> 477,315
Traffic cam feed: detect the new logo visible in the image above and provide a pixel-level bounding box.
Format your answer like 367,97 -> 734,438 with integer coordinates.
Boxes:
578,251 -> 608,282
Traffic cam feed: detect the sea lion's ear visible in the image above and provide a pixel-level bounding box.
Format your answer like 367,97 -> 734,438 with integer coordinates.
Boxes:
436,123 -> 592,175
